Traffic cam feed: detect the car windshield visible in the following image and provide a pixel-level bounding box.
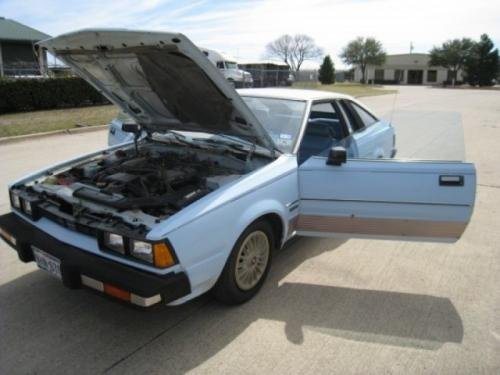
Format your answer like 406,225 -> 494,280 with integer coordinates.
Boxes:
225,61 -> 238,69
241,96 -> 307,153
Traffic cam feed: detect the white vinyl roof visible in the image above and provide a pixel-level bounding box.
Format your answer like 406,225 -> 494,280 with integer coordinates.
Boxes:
237,88 -> 353,101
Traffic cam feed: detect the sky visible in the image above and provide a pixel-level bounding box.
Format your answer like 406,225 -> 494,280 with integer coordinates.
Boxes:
1,0 -> 499,69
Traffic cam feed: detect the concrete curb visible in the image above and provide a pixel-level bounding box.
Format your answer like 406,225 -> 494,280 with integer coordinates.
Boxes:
0,124 -> 108,145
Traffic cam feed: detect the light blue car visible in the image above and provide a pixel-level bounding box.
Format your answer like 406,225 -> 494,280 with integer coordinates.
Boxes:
0,30 -> 476,307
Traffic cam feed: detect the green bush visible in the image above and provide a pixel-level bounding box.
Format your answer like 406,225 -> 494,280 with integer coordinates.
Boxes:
319,55 -> 335,84
0,77 -> 109,114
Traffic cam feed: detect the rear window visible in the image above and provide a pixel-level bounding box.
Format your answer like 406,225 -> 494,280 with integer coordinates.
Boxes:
350,102 -> 377,127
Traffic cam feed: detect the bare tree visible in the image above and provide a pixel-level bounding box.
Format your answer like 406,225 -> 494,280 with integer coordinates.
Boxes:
265,34 -> 323,72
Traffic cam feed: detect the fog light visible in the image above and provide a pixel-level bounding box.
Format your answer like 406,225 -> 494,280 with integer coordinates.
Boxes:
153,243 -> 175,268
104,232 -> 125,254
130,240 -> 153,263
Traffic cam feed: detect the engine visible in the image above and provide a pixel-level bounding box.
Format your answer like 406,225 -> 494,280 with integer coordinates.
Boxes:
39,144 -> 244,219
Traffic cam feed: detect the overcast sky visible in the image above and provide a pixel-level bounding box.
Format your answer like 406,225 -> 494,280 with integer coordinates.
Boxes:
1,0 -> 499,69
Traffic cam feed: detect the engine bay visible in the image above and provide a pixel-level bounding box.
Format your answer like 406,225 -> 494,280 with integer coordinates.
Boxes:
49,145 -> 242,217
13,140 -> 268,234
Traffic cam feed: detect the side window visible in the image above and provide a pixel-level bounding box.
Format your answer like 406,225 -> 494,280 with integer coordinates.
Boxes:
216,61 -> 224,69
351,102 -> 377,127
298,102 -> 346,164
340,100 -> 377,130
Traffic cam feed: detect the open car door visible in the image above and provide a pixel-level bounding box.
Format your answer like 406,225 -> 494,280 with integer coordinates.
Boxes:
297,156 -> 475,242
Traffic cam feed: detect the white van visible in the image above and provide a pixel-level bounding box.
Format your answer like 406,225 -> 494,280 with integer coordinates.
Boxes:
200,48 -> 253,88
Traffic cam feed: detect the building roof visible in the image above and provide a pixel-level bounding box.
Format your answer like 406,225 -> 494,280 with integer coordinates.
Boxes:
237,88 -> 352,101
0,17 -> 51,42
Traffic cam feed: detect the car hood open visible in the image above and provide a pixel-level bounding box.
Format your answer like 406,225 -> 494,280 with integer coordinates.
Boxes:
37,29 -> 276,152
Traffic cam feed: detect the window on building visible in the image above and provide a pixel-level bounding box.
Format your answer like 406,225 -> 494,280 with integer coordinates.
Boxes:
374,69 -> 384,81
427,70 -> 437,82
394,69 -> 404,82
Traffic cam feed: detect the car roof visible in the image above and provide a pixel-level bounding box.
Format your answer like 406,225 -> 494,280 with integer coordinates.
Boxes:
237,88 -> 353,101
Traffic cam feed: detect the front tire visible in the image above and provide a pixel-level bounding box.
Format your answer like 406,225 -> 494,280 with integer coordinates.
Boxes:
213,220 -> 274,305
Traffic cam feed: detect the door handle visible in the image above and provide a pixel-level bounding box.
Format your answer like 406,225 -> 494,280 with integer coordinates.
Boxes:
439,175 -> 464,186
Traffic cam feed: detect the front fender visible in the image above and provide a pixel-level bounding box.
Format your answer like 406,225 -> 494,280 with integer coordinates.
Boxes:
159,157 -> 299,302
235,199 -> 288,246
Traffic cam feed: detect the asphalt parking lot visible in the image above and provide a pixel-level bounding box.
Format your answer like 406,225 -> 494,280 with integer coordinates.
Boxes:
0,86 -> 498,374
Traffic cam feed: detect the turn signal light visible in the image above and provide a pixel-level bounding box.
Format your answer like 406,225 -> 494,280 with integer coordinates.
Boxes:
153,243 -> 175,268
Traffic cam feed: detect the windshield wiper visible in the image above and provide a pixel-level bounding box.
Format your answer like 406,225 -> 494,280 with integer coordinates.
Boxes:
213,133 -> 255,147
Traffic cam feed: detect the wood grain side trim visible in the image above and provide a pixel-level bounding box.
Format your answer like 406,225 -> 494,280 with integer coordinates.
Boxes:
296,215 -> 467,238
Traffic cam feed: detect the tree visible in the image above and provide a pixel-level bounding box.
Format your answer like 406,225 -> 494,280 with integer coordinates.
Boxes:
340,37 -> 386,84
464,34 -> 499,87
318,55 -> 335,84
265,34 -> 323,72
429,38 -> 474,86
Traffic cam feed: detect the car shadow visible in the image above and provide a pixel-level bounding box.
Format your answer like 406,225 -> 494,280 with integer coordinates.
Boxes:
0,237 -> 463,374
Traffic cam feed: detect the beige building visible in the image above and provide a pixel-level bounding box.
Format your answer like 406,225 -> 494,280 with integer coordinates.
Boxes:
354,53 -> 463,85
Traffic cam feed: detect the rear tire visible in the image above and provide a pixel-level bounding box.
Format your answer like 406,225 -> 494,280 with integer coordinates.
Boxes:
213,220 -> 274,305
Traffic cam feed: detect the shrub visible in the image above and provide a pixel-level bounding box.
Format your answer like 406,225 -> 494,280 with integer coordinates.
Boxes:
0,77 -> 109,114
319,55 -> 335,84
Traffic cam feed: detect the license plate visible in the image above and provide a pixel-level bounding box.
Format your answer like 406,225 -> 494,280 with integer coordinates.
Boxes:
32,246 -> 62,279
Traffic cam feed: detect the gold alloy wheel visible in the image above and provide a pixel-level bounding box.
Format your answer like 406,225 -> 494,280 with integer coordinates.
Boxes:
234,230 -> 270,291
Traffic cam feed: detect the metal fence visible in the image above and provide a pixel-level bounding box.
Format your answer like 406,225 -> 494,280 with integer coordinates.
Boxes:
238,68 -> 324,88
242,68 -> 293,88
2,63 -> 41,77
294,69 -> 319,82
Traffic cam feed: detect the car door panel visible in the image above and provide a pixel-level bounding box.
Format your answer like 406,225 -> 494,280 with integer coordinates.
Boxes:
297,157 -> 475,242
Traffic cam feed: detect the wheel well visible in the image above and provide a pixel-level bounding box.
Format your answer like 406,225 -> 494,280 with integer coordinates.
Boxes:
258,213 -> 284,250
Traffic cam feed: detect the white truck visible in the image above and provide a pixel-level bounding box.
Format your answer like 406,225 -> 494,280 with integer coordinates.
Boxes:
200,48 -> 253,88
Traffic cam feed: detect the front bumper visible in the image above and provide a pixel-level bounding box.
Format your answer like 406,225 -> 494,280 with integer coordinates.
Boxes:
0,213 -> 191,307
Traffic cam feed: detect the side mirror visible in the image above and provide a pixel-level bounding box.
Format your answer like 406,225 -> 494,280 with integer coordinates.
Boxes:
121,123 -> 141,134
326,146 -> 347,166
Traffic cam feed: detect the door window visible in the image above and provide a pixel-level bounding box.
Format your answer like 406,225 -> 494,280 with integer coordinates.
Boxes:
298,102 -> 347,164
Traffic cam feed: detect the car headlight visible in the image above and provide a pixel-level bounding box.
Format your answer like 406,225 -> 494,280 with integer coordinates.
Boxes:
131,240 -> 176,268
103,232 -> 126,254
130,240 -> 153,263
10,191 -> 21,209
101,232 -> 177,268
22,199 -> 32,215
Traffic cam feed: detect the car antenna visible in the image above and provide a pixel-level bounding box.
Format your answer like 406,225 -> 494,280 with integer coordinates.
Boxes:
389,90 -> 399,126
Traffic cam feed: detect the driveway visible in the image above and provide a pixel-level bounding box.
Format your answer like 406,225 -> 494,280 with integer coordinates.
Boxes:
0,86 -> 498,374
